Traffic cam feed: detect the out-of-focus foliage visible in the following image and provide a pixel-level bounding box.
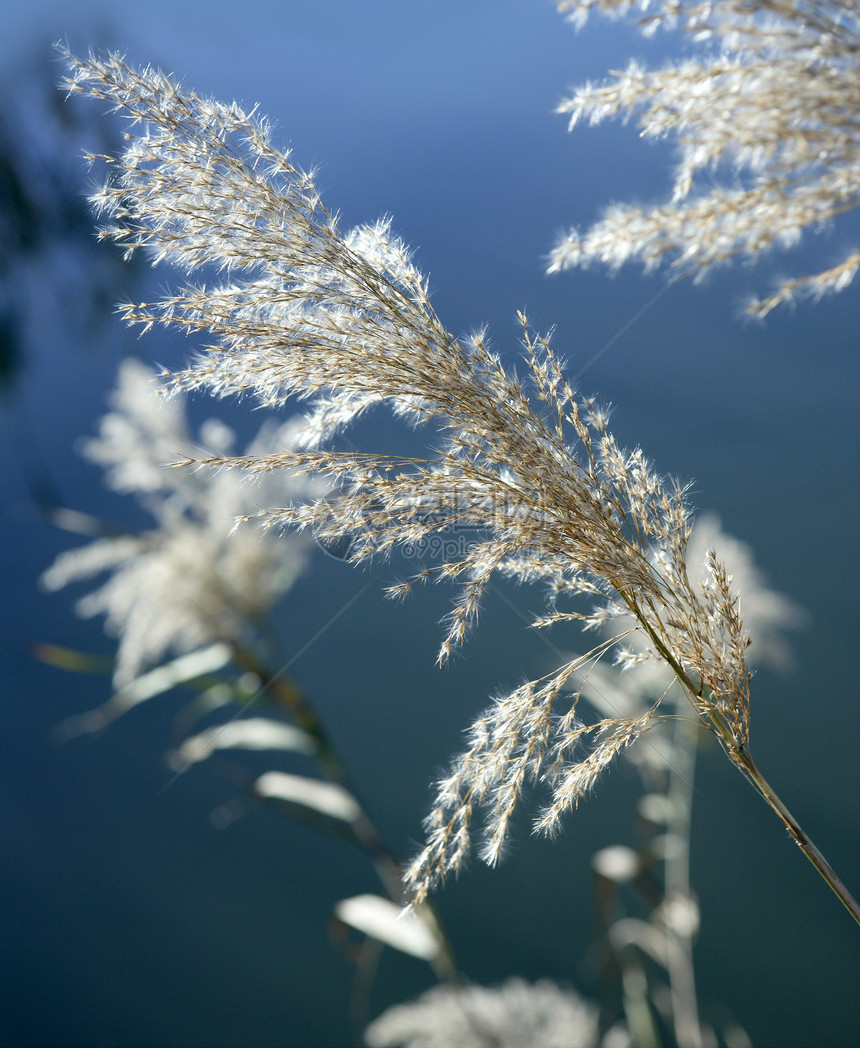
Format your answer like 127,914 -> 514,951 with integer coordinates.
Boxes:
0,45 -> 133,389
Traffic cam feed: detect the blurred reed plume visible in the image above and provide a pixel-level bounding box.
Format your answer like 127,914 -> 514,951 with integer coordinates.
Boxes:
57,32 -> 858,930
41,358 -> 319,692
41,358 -> 460,987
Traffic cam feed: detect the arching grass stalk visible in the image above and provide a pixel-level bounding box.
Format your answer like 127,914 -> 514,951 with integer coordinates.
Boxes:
634,605 -> 860,926
59,47 -> 860,931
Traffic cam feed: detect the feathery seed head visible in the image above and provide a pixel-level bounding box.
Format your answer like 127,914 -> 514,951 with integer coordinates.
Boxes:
60,48 -> 787,905
551,1 -> 860,314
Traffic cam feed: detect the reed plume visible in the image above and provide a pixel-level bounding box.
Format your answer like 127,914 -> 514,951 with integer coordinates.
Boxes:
59,46 -> 860,923
551,0 -> 860,316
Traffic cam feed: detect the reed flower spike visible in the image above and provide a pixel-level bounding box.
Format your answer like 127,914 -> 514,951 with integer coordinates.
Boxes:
60,47 -> 860,923
551,0 -> 860,317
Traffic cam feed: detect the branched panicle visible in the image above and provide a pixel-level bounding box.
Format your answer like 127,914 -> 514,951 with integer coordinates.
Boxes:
551,0 -> 860,315
63,49 -> 756,904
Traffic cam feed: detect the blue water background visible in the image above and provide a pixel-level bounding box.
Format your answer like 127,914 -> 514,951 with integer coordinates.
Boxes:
1,3 -> 858,1045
